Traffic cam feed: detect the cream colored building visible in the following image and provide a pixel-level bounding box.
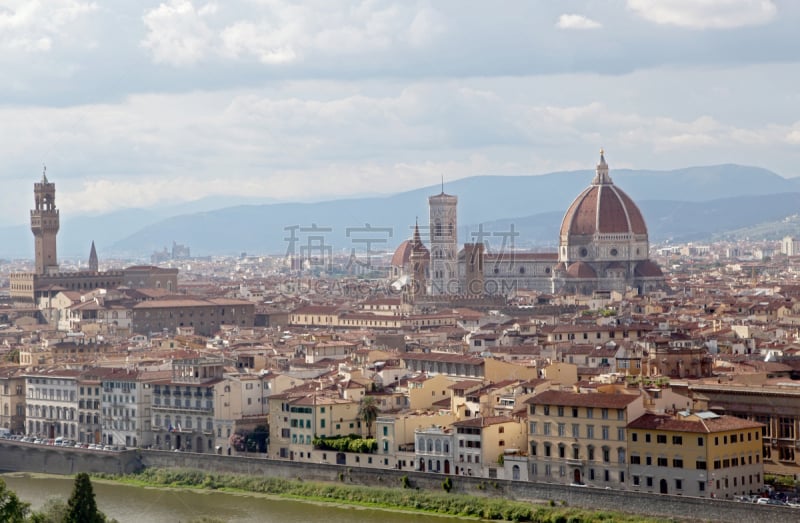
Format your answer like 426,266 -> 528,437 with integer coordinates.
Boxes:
525,389 -> 645,488
627,411 -> 763,499
0,367 -> 26,434
451,415 -> 527,478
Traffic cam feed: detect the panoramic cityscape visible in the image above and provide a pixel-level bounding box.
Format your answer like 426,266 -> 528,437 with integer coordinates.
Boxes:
1,1 -> 800,522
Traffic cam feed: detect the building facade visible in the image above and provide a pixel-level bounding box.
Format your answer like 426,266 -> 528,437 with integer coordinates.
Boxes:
627,411 -> 763,499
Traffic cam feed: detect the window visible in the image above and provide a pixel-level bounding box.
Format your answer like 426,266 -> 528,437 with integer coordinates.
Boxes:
587,425 -> 594,439
696,460 -> 706,470
602,448 -> 610,462
617,409 -> 624,421
632,433 -> 638,442
586,408 -> 593,419
529,422 -> 537,434
697,437 -> 704,447
675,479 -> 682,490
646,477 -> 653,488
630,455 -> 641,465
645,456 -> 652,466
672,435 -> 682,445
601,408 -> 609,420
543,423 -> 551,436
656,434 -> 667,444
673,458 -> 683,468
657,457 -> 668,467
572,424 -> 580,438
645,433 -> 651,443
618,428 -> 625,441
572,408 -> 579,418
602,426 -> 609,440
557,406 -> 564,417
543,406 -> 550,416
633,475 -> 640,486
558,423 -> 565,437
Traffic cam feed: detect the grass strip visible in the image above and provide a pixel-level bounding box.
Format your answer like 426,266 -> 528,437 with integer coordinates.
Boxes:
94,468 -> 673,523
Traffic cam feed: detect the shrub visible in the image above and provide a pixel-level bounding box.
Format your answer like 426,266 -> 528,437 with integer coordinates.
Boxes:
442,477 -> 452,493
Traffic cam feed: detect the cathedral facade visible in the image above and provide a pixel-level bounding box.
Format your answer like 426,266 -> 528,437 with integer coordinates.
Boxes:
390,152 -> 665,297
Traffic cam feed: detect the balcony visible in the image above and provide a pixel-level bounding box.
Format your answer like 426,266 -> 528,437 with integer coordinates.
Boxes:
152,404 -> 212,414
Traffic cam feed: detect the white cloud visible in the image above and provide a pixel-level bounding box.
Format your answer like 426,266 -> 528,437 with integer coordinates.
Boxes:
556,14 -> 602,30
143,1 -> 446,66
627,0 -> 777,29
141,0 -> 217,66
0,0 -> 97,53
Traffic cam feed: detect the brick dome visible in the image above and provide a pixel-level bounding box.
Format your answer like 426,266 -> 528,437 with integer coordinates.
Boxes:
560,152 -> 647,238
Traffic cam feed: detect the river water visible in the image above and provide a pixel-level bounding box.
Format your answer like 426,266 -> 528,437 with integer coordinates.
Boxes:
2,473 -> 467,523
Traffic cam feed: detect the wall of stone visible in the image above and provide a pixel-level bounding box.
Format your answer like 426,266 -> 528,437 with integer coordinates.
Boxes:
0,441 -> 792,523
139,450 -> 792,523
0,441 -> 141,475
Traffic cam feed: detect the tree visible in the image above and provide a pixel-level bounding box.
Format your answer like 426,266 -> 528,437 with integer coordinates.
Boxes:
65,473 -> 104,523
358,396 -> 379,438
0,478 -> 29,523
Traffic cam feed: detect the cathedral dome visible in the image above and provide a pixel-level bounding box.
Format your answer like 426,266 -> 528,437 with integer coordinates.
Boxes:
391,240 -> 415,267
559,152 -> 647,239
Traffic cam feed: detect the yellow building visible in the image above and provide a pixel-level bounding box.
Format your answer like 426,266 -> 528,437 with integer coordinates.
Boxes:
268,390 -> 361,461
407,374 -> 454,411
525,389 -> 645,488
627,411 -> 763,499
451,415 -> 527,478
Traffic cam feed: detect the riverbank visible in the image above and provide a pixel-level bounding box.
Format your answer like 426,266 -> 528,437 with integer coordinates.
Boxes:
95,468 -> 672,523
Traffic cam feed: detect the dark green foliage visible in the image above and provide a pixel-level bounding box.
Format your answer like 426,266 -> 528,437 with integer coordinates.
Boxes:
312,434 -> 377,453
358,397 -> 379,437
0,478 -> 29,523
65,472 -> 104,523
28,497 -> 68,523
400,475 -> 410,488
442,476 -> 452,492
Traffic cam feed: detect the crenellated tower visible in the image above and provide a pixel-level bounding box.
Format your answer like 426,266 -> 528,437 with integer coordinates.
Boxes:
31,169 -> 60,275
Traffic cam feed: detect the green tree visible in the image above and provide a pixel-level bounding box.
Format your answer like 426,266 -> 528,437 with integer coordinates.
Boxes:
358,396 -> 379,438
0,478 -> 29,523
65,473 -> 104,523
28,497 -> 68,523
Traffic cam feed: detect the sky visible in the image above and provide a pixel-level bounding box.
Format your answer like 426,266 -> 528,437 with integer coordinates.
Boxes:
1,0 -> 799,225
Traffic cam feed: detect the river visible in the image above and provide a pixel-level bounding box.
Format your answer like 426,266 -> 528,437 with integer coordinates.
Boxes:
2,473 -> 467,523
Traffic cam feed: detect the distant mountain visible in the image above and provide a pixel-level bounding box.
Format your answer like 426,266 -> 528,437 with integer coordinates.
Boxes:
475,193 -> 800,248
1,164 -> 798,259
107,165 -> 800,256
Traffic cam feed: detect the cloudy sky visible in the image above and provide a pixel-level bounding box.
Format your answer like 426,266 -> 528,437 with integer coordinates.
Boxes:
1,0 -> 799,224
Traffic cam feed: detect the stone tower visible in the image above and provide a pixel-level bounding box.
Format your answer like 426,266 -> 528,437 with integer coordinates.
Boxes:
88,241 -> 99,272
462,243 -> 485,296
31,169 -> 60,275
428,189 -> 458,295
409,219 -> 429,300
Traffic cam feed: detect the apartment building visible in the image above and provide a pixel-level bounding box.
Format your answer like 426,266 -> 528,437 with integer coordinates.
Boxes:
24,368 -> 81,439
525,390 -> 645,488
627,411 -> 763,499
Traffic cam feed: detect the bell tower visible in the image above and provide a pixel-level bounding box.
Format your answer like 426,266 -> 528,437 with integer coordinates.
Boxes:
31,168 -> 60,275
428,187 -> 458,295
